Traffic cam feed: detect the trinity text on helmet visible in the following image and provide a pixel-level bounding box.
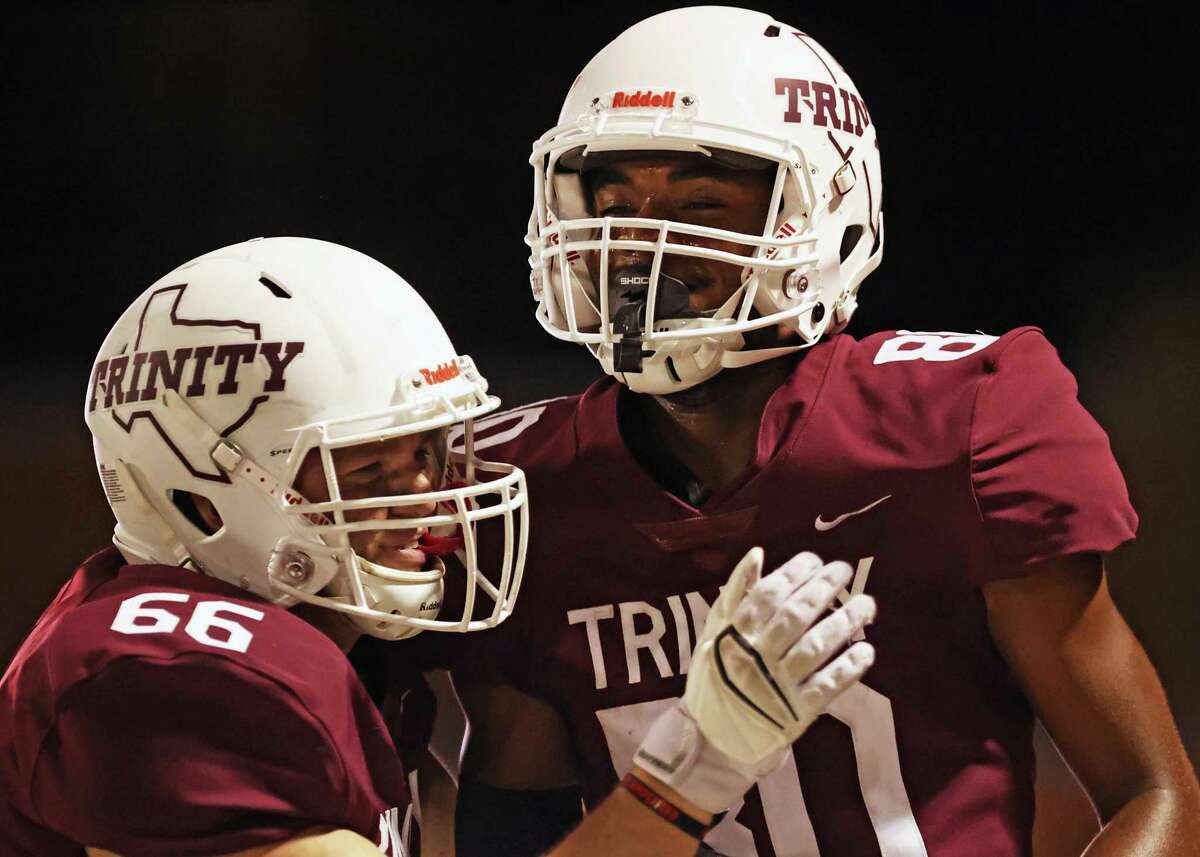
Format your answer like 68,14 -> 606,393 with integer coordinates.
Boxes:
88,341 -> 305,412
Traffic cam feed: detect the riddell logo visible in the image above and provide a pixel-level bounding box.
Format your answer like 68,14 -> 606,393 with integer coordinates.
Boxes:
611,90 -> 676,109
419,361 -> 461,385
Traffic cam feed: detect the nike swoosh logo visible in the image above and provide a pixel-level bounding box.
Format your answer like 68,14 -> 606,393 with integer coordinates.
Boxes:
814,494 -> 892,532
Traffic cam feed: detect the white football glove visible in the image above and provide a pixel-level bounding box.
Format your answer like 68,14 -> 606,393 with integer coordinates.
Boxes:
635,548 -> 876,813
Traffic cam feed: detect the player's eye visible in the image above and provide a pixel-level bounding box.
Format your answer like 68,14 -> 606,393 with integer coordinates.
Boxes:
422,434 -> 450,486
416,443 -> 444,475
342,461 -> 381,483
599,203 -> 637,217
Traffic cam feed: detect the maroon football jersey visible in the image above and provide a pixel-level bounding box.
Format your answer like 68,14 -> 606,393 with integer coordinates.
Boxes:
461,328 -> 1136,857
0,547 -> 412,857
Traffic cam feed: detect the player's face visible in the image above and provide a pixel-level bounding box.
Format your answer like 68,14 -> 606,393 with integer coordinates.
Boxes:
583,151 -> 775,315
293,429 -> 449,573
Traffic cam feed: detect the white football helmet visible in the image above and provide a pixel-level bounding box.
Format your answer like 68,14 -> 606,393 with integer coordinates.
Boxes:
528,7 -> 883,393
86,237 -> 528,640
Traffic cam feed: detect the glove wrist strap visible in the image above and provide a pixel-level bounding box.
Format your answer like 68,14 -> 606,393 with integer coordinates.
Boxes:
633,702 -> 761,813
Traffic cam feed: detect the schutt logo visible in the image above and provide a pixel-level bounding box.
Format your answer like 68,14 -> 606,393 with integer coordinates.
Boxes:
611,89 -> 677,109
418,361 -> 461,385
89,341 -> 304,413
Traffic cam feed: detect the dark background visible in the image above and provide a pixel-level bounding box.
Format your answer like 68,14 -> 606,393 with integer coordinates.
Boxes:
3,3 -> 1197,854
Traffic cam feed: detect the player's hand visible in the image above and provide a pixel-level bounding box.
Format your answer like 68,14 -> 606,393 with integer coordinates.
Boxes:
634,548 -> 876,813
687,548 -> 877,763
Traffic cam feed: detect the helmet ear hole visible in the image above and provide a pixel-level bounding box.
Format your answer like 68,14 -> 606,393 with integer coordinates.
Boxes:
839,224 -> 865,263
170,490 -> 223,536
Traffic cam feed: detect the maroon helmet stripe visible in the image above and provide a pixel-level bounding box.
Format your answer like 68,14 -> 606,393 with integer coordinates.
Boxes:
863,159 -> 878,240
792,31 -> 837,84
220,394 -> 269,438
134,283 -> 262,351
109,409 -> 232,484
827,130 -> 854,163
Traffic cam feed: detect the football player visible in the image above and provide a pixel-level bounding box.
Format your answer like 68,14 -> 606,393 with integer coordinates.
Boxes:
0,236 -> 877,856
451,7 -> 1200,857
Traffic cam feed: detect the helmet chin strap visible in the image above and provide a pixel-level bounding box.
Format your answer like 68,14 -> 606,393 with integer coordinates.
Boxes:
162,388 -> 467,637
607,267 -> 808,382
120,390 -> 276,573
720,343 -> 805,369
156,389 -> 335,597
157,389 -> 313,514
609,265 -> 697,374
108,457 -> 196,569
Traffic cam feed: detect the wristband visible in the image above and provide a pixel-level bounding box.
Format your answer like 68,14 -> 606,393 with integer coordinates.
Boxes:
621,772 -> 712,839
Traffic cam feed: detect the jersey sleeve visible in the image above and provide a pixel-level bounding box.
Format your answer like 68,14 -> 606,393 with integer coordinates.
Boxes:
969,329 -> 1137,577
30,652 -> 358,857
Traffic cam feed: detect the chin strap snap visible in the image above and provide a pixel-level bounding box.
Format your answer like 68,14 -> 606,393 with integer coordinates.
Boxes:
613,302 -> 649,373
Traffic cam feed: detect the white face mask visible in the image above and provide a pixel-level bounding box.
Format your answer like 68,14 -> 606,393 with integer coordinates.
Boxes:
89,237 -> 529,641
526,7 -> 883,394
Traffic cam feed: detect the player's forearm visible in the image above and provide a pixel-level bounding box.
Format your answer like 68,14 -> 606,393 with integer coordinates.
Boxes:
1081,784 -> 1200,857
417,750 -> 458,857
545,774 -> 709,857
221,829 -> 385,856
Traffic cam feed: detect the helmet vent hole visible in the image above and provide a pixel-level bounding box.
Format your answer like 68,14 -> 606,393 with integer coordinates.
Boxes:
839,225 -> 865,263
666,356 -> 682,384
258,276 -> 291,299
170,489 -> 221,536
763,25 -> 780,37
